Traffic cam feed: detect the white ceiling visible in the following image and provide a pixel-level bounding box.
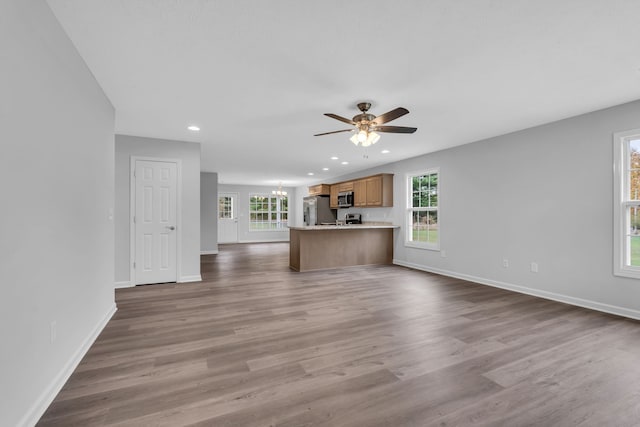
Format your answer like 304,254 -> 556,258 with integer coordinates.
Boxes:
47,0 -> 640,186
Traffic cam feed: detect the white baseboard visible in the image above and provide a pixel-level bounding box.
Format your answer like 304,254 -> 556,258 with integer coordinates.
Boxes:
114,280 -> 133,289
393,259 -> 640,321
237,239 -> 289,244
20,303 -> 117,427
201,250 -> 219,255
179,275 -> 202,283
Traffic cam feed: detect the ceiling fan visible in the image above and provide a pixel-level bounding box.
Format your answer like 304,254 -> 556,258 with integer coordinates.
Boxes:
314,102 -> 417,147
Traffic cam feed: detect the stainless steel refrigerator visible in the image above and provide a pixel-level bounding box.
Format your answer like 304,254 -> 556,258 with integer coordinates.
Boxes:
303,195 -> 337,225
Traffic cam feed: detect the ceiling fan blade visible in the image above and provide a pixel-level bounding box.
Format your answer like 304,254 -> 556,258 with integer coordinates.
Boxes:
374,125 -> 417,134
324,113 -> 356,125
314,129 -> 353,136
372,107 -> 409,125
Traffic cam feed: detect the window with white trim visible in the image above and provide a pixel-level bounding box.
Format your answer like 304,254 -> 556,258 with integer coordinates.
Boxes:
406,169 -> 439,249
614,130 -> 640,278
218,195 -> 233,219
249,194 -> 288,231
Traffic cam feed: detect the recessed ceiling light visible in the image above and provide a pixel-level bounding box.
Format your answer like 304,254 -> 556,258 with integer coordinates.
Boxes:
341,161 -> 349,165
330,156 -> 339,160
187,125 -> 200,131
381,149 -> 390,154
308,172 -> 314,176
322,167 -> 329,171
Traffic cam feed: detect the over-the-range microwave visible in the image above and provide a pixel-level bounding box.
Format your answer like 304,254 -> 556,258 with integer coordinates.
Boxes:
337,191 -> 353,208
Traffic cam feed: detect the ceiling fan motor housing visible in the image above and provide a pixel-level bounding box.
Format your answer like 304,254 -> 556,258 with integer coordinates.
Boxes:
352,113 -> 376,124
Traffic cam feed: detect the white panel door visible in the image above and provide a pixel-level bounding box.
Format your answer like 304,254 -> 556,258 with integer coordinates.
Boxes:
134,160 -> 178,284
218,193 -> 238,243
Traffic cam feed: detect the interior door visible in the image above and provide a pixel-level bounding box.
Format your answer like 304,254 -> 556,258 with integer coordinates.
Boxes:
218,193 -> 238,243
134,160 -> 178,285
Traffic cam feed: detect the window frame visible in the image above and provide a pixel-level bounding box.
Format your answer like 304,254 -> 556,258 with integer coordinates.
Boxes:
218,195 -> 234,220
248,193 -> 288,232
614,129 -> 640,278
405,168 -> 440,251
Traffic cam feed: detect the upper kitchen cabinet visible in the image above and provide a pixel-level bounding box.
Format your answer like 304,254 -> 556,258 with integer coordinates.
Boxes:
331,174 -> 393,208
359,174 -> 394,207
330,185 -> 339,208
337,182 -> 354,192
308,184 -> 331,196
353,180 -> 367,207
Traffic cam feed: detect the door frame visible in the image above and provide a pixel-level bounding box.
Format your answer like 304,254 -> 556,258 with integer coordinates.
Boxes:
129,156 -> 183,285
218,192 -> 239,243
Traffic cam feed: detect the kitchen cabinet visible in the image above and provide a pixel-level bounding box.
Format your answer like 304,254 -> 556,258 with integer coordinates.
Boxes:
352,174 -> 393,207
365,175 -> 384,206
308,184 -> 331,196
329,174 -> 393,208
353,180 -> 367,207
329,185 -> 339,208
337,181 -> 354,192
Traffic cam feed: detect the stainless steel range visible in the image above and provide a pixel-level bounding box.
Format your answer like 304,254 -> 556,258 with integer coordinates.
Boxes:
345,213 -> 362,224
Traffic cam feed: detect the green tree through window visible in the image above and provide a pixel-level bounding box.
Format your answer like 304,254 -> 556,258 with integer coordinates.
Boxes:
249,195 -> 288,230
407,170 -> 439,248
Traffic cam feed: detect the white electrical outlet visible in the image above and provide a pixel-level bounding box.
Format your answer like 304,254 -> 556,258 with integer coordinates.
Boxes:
50,321 -> 57,343
531,262 -> 539,273
441,250 -> 447,258
503,259 -> 509,268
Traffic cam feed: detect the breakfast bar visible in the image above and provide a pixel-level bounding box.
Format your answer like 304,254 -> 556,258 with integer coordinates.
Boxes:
288,224 -> 398,272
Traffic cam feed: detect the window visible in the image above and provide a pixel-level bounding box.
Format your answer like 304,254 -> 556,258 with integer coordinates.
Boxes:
406,169 -> 439,249
218,195 -> 233,219
614,130 -> 640,278
249,194 -> 288,231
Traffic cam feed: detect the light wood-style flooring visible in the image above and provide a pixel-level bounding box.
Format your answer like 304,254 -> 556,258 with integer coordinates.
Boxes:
39,243 -> 640,426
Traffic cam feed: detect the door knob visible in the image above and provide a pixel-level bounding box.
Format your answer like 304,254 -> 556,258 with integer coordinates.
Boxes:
166,226 -> 176,230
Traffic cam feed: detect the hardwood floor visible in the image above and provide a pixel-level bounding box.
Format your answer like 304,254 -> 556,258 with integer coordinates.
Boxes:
39,243 -> 640,426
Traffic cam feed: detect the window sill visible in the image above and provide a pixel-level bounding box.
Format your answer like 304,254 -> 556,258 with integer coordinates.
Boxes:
613,268 -> 640,280
404,242 -> 439,251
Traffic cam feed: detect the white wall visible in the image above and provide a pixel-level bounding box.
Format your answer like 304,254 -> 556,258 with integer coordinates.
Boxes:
218,184 -> 296,243
314,99 -> 640,319
115,135 -> 201,284
0,1 -> 116,425
201,172 -> 219,254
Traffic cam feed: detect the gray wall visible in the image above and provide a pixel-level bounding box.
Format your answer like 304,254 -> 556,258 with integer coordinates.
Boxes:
1,1 -> 116,425
218,184 -> 296,243
201,172 -> 219,253
314,99 -> 640,319
115,135 -> 201,284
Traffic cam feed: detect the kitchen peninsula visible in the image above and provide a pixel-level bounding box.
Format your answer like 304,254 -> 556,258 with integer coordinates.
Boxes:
288,224 -> 398,272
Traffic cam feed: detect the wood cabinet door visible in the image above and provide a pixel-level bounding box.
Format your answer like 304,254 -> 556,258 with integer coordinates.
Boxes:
338,182 -> 354,192
353,180 -> 367,207
365,176 -> 383,206
309,184 -> 330,196
329,185 -> 339,208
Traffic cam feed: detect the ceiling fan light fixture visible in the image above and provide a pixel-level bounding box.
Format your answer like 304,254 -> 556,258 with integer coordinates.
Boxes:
367,131 -> 380,145
315,102 -> 416,147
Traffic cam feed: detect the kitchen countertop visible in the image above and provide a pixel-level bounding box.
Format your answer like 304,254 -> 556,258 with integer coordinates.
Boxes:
288,224 -> 399,230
